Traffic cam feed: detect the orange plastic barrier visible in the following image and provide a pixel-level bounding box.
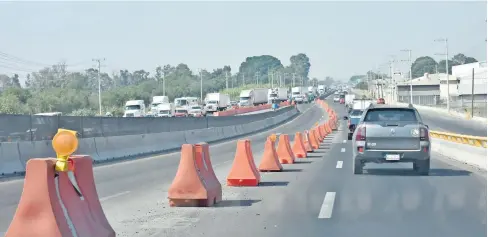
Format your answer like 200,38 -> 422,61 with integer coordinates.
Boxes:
309,129 -> 320,149
258,138 -> 283,171
5,156 -> 115,237
320,124 -> 327,138
315,127 -> 323,142
195,143 -> 222,203
329,119 -> 337,131
324,122 -> 332,134
292,132 -> 307,158
318,125 -> 326,140
303,131 -> 313,152
276,134 -> 295,164
227,139 -> 261,186
168,144 -> 222,207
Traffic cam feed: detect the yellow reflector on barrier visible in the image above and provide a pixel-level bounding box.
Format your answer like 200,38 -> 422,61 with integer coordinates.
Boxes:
52,129 -> 79,172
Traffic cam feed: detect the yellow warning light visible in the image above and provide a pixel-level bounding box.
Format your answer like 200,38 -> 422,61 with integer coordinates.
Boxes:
52,129 -> 78,172
269,134 -> 277,142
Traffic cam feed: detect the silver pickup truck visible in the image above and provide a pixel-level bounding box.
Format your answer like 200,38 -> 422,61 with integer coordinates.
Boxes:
352,104 -> 431,175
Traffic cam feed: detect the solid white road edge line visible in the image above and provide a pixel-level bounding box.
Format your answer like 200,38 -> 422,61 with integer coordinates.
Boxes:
341,148 -> 345,152
336,161 -> 343,169
100,191 -> 131,202
318,192 -> 336,219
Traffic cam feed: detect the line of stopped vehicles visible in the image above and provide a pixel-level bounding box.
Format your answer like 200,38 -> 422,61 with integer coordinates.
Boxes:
337,90 -> 431,175
120,85 -> 333,118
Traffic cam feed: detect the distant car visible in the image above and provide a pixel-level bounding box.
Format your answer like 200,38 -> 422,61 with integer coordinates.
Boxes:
344,109 -> 364,140
352,104 -> 430,175
339,98 -> 345,104
334,91 -> 339,95
333,96 -> 340,102
377,98 -> 385,104
188,105 -> 204,117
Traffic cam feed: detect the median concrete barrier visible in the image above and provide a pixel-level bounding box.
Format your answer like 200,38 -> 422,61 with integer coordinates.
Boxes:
18,141 -> 55,167
0,143 -> 23,176
431,138 -> 487,170
0,106 -> 300,176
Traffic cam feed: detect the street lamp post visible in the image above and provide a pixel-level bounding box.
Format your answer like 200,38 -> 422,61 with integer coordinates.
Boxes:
435,38 -> 450,111
401,49 -> 413,104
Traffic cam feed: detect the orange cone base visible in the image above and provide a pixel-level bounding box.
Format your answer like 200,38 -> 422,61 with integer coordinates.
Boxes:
227,179 -> 259,186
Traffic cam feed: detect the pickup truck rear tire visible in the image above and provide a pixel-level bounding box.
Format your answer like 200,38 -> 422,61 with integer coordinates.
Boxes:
353,160 -> 363,174
414,159 -> 430,176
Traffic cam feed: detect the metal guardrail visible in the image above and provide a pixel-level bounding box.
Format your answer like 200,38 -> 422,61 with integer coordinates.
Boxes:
430,130 -> 487,148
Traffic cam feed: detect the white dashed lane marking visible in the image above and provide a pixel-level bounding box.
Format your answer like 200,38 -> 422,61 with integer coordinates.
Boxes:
318,192 -> 337,219
341,148 -> 345,152
336,161 -> 343,169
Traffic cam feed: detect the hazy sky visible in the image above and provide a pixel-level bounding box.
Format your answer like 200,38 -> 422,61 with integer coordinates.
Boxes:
0,1 -> 486,82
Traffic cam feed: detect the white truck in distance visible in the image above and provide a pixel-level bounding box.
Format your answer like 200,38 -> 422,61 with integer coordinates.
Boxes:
239,88 -> 268,106
307,86 -> 317,96
174,97 -> 199,111
123,100 -> 146,117
156,103 -> 175,117
291,87 -> 307,103
204,93 -> 230,113
268,88 -> 288,103
318,85 -> 326,95
150,96 -> 169,115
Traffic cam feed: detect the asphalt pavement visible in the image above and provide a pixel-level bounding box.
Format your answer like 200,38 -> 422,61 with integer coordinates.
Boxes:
0,99 -> 485,237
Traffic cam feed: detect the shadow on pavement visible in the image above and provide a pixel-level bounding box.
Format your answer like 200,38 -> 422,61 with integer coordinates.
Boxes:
307,154 -> 323,158
295,160 -> 313,164
215,199 -> 261,207
281,168 -> 303,172
364,168 -> 472,177
258,181 -> 289,187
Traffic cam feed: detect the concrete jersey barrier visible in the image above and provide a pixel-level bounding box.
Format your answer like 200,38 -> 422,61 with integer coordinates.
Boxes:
0,106 -> 300,176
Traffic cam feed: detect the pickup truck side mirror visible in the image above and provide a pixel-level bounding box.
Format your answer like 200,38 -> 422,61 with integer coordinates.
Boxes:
343,116 -> 348,120
424,124 -> 429,129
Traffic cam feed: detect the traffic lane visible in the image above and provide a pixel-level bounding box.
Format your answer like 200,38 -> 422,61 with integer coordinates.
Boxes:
90,103 -> 329,236
152,120 -> 345,237
0,103 -> 321,234
418,110 -> 486,137
251,122 -> 486,237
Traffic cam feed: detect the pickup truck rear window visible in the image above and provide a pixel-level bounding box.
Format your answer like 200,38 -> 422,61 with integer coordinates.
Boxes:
364,109 -> 417,122
350,110 -> 363,116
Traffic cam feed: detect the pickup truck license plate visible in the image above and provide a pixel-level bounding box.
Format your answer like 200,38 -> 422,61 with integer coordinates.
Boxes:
385,154 -> 400,161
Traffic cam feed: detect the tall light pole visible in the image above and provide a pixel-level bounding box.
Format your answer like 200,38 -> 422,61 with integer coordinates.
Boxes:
401,49 -> 413,103
435,38 -> 449,111
92,58 -> 105,115
199,69 -> 203,101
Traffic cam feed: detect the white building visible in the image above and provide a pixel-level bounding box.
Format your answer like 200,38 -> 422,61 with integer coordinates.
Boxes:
453,62 -> 487,101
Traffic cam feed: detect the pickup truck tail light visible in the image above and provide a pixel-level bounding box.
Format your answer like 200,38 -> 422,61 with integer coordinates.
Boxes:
355,125 -> 366,141
420,127 -> 429,141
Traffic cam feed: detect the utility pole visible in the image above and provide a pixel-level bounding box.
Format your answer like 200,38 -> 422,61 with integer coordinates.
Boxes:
271,70 -> 274,88
471,67 -> 475,118
92,58 -> 105,115
162,70 -> 166,96
292,73 -> 296,87
401,49 -> 413,103
435,38 -> 450,111
255,71 -> 259,85
242,72 -> 245,86
199,69 -> 203,102
225,71 -> 229,90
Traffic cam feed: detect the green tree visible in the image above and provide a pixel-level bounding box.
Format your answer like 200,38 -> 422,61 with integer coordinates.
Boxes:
349,75 -> 366,83
289,53 -> 311,81
411,56 -> 437,78
324,76 -> 334,86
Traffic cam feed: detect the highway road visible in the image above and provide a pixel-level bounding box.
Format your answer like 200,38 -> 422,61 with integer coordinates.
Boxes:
0,98 -> 486,237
